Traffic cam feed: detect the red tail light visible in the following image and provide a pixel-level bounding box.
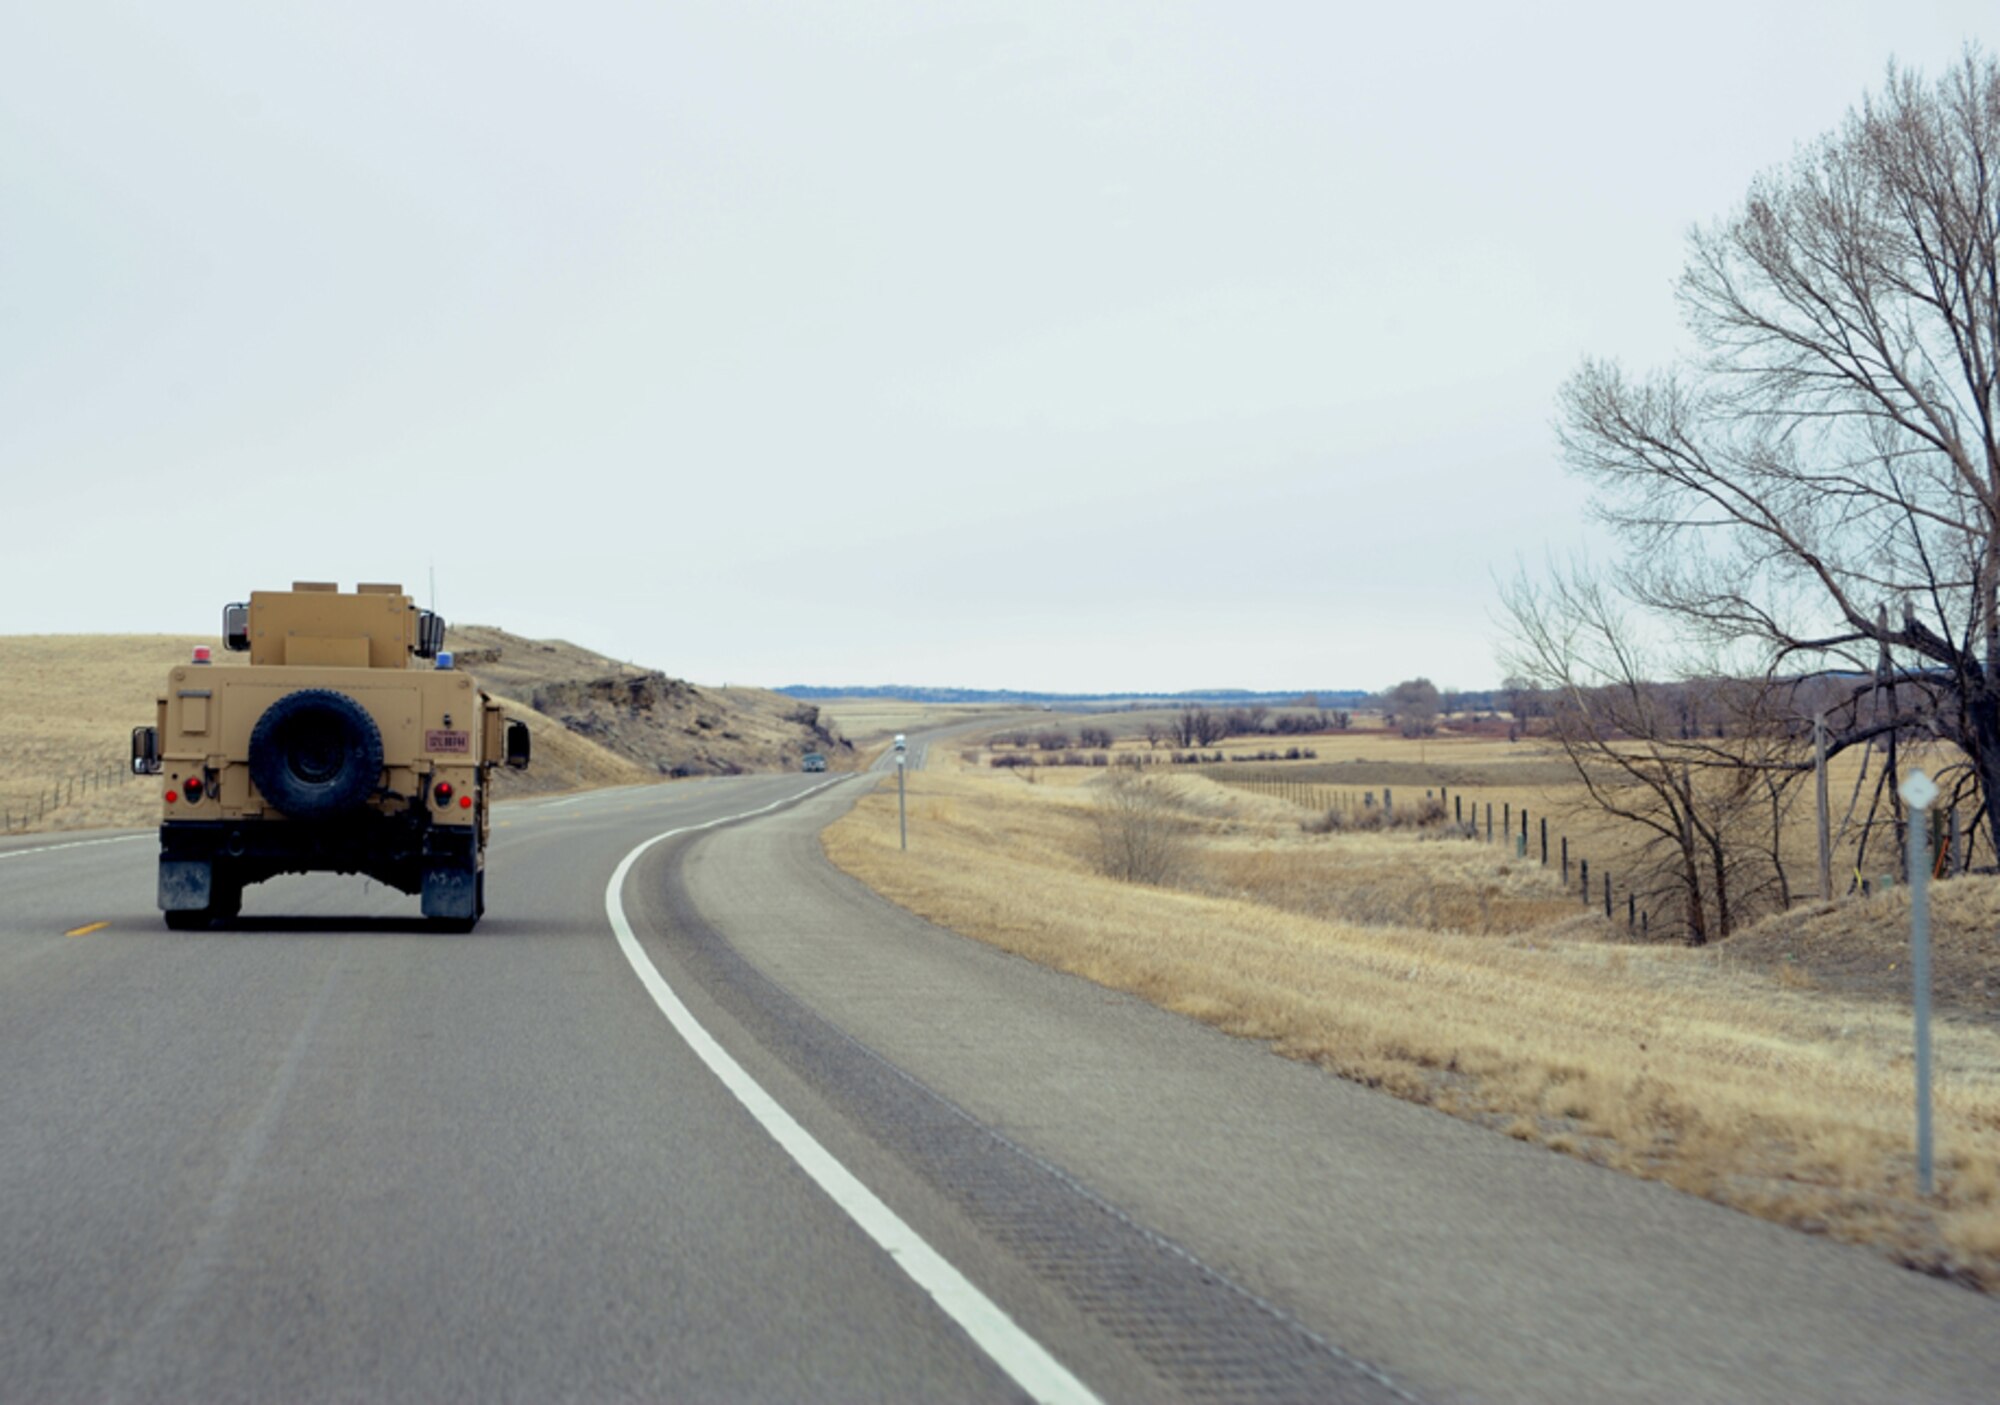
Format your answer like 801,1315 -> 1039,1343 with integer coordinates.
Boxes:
165,790 -> 179,804
183,776 -> 204,802
459,794 -> 472,809
433,781 -> 454,806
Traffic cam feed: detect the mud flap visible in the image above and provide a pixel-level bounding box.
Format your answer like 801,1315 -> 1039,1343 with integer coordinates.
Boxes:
159,860 -> 213,912
422,864 -> 479,920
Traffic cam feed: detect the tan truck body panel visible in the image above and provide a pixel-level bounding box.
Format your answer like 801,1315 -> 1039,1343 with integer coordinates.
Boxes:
158,663 -> 485,835
141,582 -> 527,928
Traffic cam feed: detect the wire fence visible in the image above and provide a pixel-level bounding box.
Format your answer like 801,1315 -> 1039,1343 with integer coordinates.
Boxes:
3,763 -> 143,832
1213,771 -> 1661,937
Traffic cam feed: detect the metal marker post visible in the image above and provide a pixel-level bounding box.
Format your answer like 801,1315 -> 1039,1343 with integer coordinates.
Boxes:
897,752 -> 907,852
1900,768 -> 1937,1195
1814,711 -> 1832,901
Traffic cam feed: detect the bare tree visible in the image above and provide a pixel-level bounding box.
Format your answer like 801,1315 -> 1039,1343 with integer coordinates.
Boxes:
1090,773 -> 1190,885
1174,706 -> 1226,748
1194,708 -> 1227,746
1502,568 -> 1809,943
1560,51 -> 2000,850
1500,675 -> 1546,723
1389,678 -> 1441,738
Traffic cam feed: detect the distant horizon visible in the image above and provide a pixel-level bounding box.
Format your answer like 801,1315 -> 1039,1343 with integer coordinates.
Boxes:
775,683 -> 1408,705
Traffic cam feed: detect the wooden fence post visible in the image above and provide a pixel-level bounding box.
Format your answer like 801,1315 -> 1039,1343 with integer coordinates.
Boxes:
1580,858 -> 1589,904
1540,816 -> 1548,866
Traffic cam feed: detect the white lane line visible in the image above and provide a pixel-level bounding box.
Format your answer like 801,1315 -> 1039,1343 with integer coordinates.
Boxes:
0,834 -> 149,862
604,784 -> 1101,1405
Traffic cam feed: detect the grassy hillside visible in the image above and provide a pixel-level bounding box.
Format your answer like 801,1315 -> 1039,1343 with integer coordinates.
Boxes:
0,626 -> 849,834
447,624 -> 852,778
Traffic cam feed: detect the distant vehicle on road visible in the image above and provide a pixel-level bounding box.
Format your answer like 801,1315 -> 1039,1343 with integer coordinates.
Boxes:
801,752 -> 827,772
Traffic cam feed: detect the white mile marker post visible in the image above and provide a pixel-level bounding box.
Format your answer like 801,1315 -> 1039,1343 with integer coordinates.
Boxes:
895,733 -> 908,852
1899,766 -> 1938,1196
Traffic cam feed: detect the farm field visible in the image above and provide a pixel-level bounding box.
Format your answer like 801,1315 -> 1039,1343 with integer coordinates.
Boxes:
824,723 -> 2000,1289
999,716 -> 1975,949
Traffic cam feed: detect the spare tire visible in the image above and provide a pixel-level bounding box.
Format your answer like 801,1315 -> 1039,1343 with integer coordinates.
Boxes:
249,689 -> 384,819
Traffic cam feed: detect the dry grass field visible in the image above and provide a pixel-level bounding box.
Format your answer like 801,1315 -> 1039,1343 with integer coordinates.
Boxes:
1,626 -> 861,835
0,634 -> 660,834
0,635 -> 250,833
1153,724 -> 1969,948
824,730 -> 2000,1289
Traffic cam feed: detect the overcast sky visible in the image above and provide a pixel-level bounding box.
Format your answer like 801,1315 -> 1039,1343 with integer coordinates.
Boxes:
3,2 -> 1991,693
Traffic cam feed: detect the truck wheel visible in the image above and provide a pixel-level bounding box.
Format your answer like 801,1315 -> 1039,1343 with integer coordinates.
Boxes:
211,867 -> 243,921
160,858 -> 231,929
163,880 -> 237,929
249,689 -> 384,819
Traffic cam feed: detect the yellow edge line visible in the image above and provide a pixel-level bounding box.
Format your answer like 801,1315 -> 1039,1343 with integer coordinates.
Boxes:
65,921 -> 110,937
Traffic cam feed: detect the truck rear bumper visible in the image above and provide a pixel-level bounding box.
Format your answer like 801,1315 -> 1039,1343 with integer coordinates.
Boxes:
158,818 -> 478,903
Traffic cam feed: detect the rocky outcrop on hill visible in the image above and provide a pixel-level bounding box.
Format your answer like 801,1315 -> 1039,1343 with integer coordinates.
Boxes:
447,625 -> 853,778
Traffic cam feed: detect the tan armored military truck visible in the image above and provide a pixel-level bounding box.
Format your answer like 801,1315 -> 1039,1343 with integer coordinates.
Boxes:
130,582 -> 530,931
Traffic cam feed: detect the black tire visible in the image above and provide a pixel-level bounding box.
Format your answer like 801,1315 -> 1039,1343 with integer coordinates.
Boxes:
164,909 -> 211,931
211,867 -> 243,921
249,689 -> 384,819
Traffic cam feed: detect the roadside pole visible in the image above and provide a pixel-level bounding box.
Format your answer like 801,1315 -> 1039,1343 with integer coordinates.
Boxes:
895,733 -> 908,852
1900,768 -> 1937,1195
1815,711 -> 1832,902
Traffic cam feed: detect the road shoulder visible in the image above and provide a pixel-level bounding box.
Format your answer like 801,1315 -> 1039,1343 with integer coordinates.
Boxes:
665,783 -> 2000,1404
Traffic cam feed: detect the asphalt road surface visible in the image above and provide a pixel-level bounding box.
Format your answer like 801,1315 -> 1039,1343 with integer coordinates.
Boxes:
4,755 -> 1998,1403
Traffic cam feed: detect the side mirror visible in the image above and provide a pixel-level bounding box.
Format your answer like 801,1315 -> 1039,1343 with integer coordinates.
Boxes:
504,719 -> 531,770
415,610 -> 446,660
222,603 -> 250,652
131,725 -> 162,776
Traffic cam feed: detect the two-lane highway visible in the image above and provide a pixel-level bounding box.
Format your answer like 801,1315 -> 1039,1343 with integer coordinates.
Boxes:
0,774 -> 1085,1403
7,760 -> 2000,1403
